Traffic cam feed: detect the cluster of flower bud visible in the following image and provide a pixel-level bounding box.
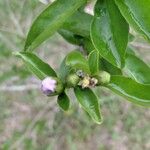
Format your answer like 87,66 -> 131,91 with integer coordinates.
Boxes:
78,75 -> 98,88
66,70 -> 110,89
96,71 -> 111,85
41,70 -> 110,96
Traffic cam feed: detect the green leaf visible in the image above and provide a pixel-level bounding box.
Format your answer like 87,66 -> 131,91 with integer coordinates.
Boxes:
115,0 -> 150,40
24,0 -> 86,51
57,92 -> 70,111
99,58 -> 122,75
88,50 -> 100,75
91,0 -> 129,68
74,87 -> 102,124
58,56 -> 72,84
14,52 -> 57,80
125,52 -> 150,84
65,50 -> 90,74
62,11 -> 92,38
58,29 -> 83,45
107,75 -> 150,107
82,38 -> 95,54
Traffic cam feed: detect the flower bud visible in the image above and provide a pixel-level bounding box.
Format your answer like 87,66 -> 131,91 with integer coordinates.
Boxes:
97,71 -> 111,85
79,76 -> 90,89
89,78 -> 98,87
66,73 -> 80,88
41,77 -> 64,96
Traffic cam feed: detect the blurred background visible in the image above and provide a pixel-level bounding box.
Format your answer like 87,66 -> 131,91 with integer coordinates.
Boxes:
0,0 -> 150,150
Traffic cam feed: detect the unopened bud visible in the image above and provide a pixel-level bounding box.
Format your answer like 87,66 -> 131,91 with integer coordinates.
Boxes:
41,77 -> 64,96
90,78 -> 98,87
66,73 -> 80,88
97,71 -> 111,85
79,76 -> 90,89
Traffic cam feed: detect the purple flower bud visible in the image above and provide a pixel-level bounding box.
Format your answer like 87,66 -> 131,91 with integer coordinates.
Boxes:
41,77 -> 56,96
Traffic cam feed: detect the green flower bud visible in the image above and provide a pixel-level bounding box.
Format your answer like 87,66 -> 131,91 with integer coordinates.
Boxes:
66,73 -> 80,88
97,71 -> 111,85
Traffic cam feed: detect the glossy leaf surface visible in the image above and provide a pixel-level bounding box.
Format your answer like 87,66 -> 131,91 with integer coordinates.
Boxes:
99,58 -> 122,75
107,75 -> 150,107
115,0 -> 150,40
24,0 -> 86,51
14,52 -> 57,80
125,52 -> 150,84
74,87 -> 102,124
91,0 -> 129,68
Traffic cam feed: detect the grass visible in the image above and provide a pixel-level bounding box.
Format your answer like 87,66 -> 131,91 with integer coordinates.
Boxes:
0,0 -> 150,150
